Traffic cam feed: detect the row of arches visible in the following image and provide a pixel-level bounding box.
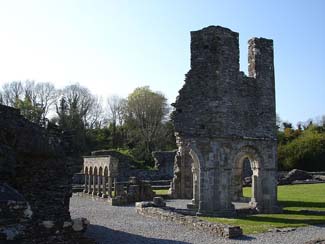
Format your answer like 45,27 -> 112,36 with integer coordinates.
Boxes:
187,144 -> 278,214
83,166 -> 114,198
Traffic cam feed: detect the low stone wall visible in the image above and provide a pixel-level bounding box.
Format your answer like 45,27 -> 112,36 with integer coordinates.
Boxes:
136,205 -> 243,238
126,168 -> 172,181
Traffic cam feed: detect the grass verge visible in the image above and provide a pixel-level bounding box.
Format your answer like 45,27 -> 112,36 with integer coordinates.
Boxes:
201,183 -> 325,234
153,189 -> 169,195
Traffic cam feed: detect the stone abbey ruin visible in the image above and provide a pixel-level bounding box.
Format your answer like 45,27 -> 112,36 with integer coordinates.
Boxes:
82,151 -> 155,205
80,26 -> 281,216
0,25 -> 282,242
170,26 -> 280,215
83,152 -> 119,199
0,105 -> 91,243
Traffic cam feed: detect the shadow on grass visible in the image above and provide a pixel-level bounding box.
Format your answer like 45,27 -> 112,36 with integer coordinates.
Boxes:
279,200 -> 325,209
283,209 -> 325,216
86,224 -> 191,244
241,214 -> 325,226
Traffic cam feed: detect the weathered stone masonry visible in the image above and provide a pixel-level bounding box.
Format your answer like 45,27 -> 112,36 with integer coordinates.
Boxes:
83,154 -> 119,198
82,151 -> 155,205
0,105 -> 90,243
170,26 -> 280,216
79,149 -> 176,182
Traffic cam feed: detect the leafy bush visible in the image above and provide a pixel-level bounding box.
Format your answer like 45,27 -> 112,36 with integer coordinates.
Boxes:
115,148 -> 153,170
278,126 -> 325,171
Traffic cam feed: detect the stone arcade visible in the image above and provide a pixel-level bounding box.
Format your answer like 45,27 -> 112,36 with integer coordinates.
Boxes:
82,151 -> 155,205
170,26 -> 281,216
83,154 -> 119,198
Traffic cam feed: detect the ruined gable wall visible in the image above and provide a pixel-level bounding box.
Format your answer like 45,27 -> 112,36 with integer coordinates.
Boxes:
172,26 -> 276,140
170,26 -> 279,213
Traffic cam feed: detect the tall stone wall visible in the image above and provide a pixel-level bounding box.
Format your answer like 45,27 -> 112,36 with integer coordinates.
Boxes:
0,105 -> 89,243
171,26 -> 280,215
173,26 -> 276,140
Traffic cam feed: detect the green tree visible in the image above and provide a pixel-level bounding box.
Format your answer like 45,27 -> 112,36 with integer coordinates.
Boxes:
15,96 -> 43,123
54,84 -> 105,152
278,125 -> 325,171
0,80 -> 57,124
107,95 -> 126,148
124,86 -> 169,163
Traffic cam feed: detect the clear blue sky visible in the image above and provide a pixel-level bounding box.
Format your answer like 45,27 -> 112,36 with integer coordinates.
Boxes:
0,0 -> 324,126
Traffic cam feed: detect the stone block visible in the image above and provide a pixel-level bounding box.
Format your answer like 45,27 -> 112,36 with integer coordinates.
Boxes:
135,201 -> 154,209
71,218 -> 90,232
153,197 -> 166,207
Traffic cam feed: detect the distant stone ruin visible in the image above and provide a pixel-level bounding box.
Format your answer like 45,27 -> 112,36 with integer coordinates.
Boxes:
170,26 -> 281,216
0,105 -> 91,243
80,149 -> 175,182
83,153 -> 119,198
152,150 -> 176,179
82,152 -> 155,205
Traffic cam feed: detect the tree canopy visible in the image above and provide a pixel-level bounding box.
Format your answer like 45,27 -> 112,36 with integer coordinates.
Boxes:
1,80 -> 323,170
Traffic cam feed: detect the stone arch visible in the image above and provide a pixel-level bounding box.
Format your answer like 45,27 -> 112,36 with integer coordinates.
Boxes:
88,167 -> 93,194
187,148 -> 201,209
190,149 -> 201,208
232,146 -> 263,207
93,167 -> 98,195
83,166 -> 89,193
97,167 -> 103,196
103,166 -> 111,198
104,166 -> 108,177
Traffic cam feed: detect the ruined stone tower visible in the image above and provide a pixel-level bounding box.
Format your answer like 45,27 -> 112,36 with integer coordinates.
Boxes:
170,26 -> 280,216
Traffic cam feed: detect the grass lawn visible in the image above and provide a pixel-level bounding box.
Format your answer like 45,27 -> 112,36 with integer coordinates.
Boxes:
201,183 -> 325,234
153,189 -> 169,195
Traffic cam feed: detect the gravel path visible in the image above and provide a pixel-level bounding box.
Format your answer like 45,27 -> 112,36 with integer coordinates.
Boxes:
70,194 -> 325,244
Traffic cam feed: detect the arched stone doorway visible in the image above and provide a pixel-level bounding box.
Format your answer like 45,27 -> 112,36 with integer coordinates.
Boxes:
232,146 -> 262,209
187,149 -> 200,210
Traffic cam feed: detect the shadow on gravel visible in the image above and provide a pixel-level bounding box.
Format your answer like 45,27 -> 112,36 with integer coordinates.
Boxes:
230,235 -> 256,241
86,224 -> 191,244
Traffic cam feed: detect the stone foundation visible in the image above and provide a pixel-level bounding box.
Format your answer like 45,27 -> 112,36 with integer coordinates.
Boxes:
136,204 -> 243,238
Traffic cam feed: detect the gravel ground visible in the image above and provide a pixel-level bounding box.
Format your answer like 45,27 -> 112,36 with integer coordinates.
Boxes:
70,194 -> 325,244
